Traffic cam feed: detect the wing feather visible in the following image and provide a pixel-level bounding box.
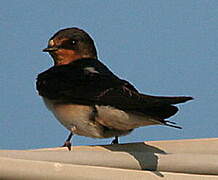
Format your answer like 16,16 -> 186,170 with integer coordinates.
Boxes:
37,59 -> 192,120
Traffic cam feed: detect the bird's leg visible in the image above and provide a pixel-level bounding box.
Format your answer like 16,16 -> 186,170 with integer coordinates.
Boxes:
62,132 -> 73,151
111,136 -> 119,144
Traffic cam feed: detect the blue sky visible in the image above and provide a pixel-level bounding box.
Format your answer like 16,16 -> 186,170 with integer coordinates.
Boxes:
1,1 -> 218,149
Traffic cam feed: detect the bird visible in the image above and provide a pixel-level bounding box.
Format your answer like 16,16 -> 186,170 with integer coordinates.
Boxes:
36,27 -> 193,150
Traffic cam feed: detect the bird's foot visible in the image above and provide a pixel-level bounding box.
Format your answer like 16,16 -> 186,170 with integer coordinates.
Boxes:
111,136 -> 119,144
61,132 -> 73,151
62,141 -> 72,151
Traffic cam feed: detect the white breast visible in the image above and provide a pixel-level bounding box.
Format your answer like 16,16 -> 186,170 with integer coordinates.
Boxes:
42,98 -> 161,138
43,98 -> 105,138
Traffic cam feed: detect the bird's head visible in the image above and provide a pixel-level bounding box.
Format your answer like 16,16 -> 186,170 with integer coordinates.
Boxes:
43,27 -> 98,66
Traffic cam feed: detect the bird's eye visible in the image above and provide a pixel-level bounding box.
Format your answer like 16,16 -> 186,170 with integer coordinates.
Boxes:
49,39 -> 55,47
71,40 -> 76,45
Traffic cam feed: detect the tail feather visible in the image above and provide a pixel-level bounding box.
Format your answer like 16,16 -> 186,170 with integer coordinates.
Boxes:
143,105 -> 178,119
140,95 -> 193,129
164,120 -> 182,129
141,95 -> 193,105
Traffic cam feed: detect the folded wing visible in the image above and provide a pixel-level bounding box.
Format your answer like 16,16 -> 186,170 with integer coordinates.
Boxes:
37,59 -> 193,127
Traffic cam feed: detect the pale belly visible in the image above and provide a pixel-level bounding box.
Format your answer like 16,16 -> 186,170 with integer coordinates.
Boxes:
43,98 -> 160,138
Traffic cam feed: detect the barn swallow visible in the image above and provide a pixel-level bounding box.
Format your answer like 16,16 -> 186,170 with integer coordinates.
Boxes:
36,27 -> 193,150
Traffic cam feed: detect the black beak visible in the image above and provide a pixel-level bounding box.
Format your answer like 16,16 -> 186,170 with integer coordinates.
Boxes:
42,47 -> 58,52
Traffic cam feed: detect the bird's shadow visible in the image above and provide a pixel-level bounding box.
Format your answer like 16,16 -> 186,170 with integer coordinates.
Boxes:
101,142 -> 166,177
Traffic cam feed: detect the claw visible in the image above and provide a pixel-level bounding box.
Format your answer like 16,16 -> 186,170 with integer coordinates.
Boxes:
62,132 -> 73,151
111,136 -> 119,144
62,141 -> 72,151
